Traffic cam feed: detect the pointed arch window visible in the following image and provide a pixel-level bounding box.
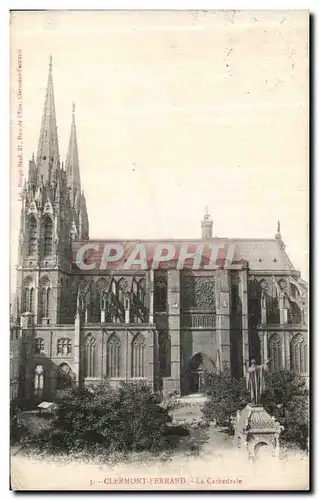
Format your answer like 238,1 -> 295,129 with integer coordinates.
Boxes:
22,280 -> 34,313
266,282 -> 280,324
23,288 -> 30,313
41,284 -> 51,318
84,334 -> 97,377
29,288 -> 34,313
107,333 -> 121,377
56,363 -> 72,390
138,279 -> 146,306
44,216 -> 53,255
117,278 -> 127,306
154,275 -> 167,312
34,364 -> 44,397
28,216 -> 37,255
132,333 -> 145,378
268,333 -> 282,372
291,334 -> 307,374
34,338 -> 44,354
57,338 -> 72,356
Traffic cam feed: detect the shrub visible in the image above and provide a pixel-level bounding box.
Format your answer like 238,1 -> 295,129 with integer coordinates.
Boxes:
260,371 -> 309,450
27,381 -> 177,454
202,372 -> 248,429
10,399 -> 29,444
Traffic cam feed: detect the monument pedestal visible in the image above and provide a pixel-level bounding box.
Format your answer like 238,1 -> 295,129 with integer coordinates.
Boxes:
232,404 -> 283,460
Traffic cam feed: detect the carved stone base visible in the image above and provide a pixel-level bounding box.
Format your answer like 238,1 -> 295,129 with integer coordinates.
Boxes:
232,404 -> 284,460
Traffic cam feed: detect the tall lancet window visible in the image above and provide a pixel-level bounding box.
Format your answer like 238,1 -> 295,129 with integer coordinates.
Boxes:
23,288 -> 30,313
268,333 -> 282,372
29,288 -> 35,313
44,216 -> 53,255
40,277 -> 51,319
131,333 -> 145,378
28,216 -> 37,255
107,333 -> 121,378
34,365 -> 44,398
291,334 -> 307,374
138,279 -> 146,307
84,334 -> 97,377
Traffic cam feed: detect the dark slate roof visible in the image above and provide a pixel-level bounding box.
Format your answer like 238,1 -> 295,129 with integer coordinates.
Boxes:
72,236 -> 297,273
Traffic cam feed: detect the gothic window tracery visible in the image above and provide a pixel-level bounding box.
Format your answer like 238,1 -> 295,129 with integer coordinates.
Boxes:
57,338 -> 72,356
107,333 -> 121,377
84,334 -> 97,377
22,278 -> 34,313
138,279 -> 146,306
180,275 -> 215,310
41,286 -> 51,318
34,364 -> 44,397
291,334 -> 307,374
131,333 -> 145,378
154,275 -> 167,312
43,216 -> 53,255
266,281 -> 280,324
56,363 -> 72,390
28,216 -> 37,255
34,338 -> 44,354
268,333 -> 282,372
159,331 -> 171,376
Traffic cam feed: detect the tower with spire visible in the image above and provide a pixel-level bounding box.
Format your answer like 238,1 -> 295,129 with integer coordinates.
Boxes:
65,102 -> 89,240
16,57 -> 89,328
201,205 -> 213,239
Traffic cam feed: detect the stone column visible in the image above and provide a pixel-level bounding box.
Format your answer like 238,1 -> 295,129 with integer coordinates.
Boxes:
259,330 -> 268,364
101,309 -> 106,323
279,292 -> 289,369
279,292 -> 288,325
148,270 -> 154,325
73,310 -> 81,386
34,270 -> 39,325
97,330 -> 103,380
284,331 -> 291,370
146,328 -> 155,390
124,293 -> 130,324
50,273 -> 59,325
239,269 -> 249,373
216,269 -> 231,372
166,270 -> 181,394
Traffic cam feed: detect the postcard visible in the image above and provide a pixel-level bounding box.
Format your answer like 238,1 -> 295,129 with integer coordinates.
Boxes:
10,10 -> 309,491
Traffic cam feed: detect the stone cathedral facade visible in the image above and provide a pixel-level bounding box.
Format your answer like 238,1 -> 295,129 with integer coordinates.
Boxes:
10,59 -> 308,403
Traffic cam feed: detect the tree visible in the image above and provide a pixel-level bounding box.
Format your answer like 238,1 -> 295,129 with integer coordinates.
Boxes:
29,381 -> 176,454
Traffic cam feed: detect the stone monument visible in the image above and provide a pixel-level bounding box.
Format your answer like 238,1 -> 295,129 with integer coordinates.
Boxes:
232,359 -> 284,460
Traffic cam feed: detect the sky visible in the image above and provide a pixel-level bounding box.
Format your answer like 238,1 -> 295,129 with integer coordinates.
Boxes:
10,10 -> 308,283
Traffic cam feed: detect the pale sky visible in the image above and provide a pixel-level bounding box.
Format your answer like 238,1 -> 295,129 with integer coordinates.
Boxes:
10,10 -> 308,283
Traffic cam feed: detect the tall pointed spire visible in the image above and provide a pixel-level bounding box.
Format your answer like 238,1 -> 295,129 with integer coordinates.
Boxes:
65,102 -> 81,206
36,56 -> 60,183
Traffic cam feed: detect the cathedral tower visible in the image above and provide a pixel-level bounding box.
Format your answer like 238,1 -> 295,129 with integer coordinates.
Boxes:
16,57 -> 89,326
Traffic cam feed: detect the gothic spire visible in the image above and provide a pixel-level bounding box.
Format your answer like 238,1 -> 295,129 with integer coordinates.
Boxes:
36,56 -> 60,183
65,102 -> 81,206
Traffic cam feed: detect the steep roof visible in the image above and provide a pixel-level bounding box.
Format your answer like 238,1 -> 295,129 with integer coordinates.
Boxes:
71,237 -> 297,273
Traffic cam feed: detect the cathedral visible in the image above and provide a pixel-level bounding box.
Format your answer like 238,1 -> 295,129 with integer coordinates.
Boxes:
10,58 -> 308,403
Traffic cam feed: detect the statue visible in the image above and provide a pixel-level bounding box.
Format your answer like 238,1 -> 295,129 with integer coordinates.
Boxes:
244,359 -> 270,405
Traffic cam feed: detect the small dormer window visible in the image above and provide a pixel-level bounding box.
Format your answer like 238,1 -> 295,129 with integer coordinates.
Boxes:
43,156 -> 47,160
258,258 -> 262,262
274,258 -> 277,262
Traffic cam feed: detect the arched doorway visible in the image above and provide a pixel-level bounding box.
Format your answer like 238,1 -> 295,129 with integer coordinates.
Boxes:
183,353 -> 217,395
56,363 -> 73,390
